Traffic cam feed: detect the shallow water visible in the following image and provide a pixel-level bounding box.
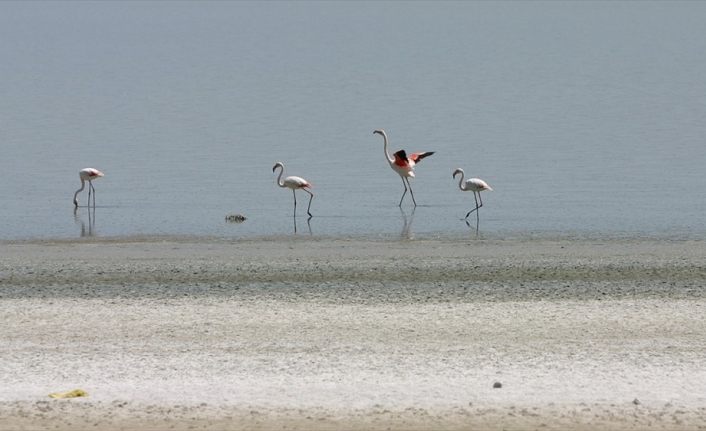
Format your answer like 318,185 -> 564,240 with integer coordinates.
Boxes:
1,2 -> 705,240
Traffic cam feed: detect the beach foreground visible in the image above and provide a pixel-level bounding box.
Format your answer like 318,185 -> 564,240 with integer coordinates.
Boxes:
1,236 -> 705,430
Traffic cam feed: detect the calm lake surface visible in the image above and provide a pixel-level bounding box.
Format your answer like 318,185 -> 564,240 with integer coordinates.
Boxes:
1,1 -> 705,240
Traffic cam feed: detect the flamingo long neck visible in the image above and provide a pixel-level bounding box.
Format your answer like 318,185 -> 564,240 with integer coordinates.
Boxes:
275,166 -> 285,187
73,178 -> 86,205
381,131 -> 394,164
456,170 -> 466,191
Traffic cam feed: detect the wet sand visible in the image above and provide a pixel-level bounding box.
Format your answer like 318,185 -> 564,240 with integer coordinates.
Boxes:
1,236 -> 706,430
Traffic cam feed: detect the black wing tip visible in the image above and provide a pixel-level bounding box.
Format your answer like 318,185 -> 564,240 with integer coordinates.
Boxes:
394,149 -> 408,159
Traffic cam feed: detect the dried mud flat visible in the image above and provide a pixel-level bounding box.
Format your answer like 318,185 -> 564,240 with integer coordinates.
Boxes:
1,236 -> 705,430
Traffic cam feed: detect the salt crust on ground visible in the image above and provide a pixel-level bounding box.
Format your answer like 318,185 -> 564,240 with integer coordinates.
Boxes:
1,237 -> 705,430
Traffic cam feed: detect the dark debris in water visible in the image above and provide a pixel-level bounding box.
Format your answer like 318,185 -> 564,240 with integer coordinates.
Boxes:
225,214 -> 247,223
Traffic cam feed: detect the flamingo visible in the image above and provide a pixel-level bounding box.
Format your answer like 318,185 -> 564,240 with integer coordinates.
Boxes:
272,162 -> 313,217
373,129 -> 434,207
73,168 -> 104,208
452,168 -> 492,222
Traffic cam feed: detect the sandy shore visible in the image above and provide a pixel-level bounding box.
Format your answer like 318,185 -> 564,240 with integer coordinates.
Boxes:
1,236 -> 706,430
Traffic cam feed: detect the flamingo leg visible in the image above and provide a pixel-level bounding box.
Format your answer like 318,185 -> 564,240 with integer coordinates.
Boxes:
398,177 -> 408,207
292,189 -> 297,217
406,177 -> 417,207
87,182 -> 92,208
303,188 -> 314,218
475,192 -> 480,225
465,192 -> 481,219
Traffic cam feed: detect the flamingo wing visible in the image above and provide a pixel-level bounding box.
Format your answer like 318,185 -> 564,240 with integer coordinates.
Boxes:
393,150 -> 410,168
409,151 -> 434,164
467,178 -> 492,191
79,168 -> 104,179
284,175 -> 311,189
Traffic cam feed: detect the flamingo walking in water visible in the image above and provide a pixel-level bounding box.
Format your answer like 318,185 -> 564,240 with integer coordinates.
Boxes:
452,168 -> 492,222
272,162 -> 314,217
73,168 -> 104,208
373,129 -> 434,207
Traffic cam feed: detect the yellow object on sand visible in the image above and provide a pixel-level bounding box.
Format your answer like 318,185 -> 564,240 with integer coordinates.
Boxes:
48,389 -> 88,399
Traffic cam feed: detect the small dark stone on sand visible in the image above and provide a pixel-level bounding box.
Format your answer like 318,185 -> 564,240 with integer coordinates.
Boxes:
633,398 -> 640,405
493,382 -> 502,389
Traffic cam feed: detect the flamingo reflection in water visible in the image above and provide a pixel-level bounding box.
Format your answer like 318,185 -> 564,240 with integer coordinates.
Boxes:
73,206 -> 96,237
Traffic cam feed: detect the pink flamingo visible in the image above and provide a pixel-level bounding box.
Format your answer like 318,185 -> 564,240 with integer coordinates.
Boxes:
272,162 -> 313,217
373,129 -> 434,207
452,168 -> 492,222
73,168 -> 104,208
